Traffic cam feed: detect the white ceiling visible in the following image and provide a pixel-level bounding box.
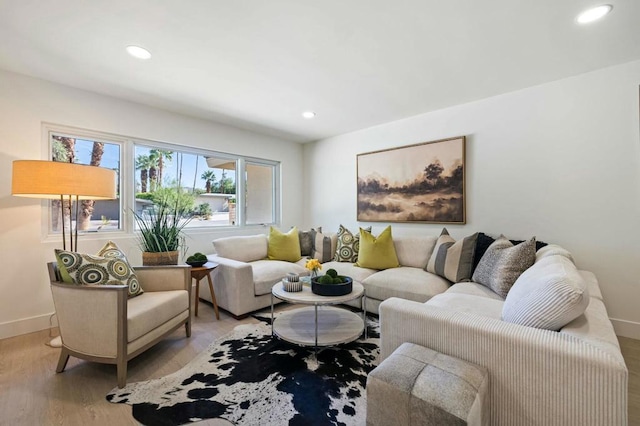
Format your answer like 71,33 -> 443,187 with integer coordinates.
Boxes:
0,1 -> 638,143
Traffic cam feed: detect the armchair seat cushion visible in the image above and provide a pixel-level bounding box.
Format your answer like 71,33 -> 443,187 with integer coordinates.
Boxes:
127,290 -> 189,342
251,260 -> 308,296
362,267 -> 450,303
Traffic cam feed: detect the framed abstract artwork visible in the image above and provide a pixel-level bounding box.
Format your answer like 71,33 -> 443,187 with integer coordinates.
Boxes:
357,136 -> 466,223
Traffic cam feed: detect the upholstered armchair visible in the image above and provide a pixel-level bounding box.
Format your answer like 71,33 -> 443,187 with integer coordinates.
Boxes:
47,263 -> 192,388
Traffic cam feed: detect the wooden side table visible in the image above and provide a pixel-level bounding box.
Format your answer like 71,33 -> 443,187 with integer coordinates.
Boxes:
190,262 -> 220,320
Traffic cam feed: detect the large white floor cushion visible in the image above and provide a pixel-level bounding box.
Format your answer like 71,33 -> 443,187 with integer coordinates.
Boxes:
362,267 -> 450,303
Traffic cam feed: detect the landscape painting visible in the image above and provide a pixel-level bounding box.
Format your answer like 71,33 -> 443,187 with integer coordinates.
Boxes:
357,136 -> 466,223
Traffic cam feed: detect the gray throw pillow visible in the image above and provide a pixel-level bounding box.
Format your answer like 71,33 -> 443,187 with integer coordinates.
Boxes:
297,227 -> 318,257
472,235 -> 536,298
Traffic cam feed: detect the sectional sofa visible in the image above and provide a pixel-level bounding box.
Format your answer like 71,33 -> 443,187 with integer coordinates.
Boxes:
201,230 -> 628,425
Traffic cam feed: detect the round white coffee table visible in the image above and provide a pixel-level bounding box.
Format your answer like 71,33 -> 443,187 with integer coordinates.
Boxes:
271,280 -> 367,351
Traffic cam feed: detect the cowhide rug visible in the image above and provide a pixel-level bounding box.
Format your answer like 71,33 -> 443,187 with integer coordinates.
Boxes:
107,314 -> 379,426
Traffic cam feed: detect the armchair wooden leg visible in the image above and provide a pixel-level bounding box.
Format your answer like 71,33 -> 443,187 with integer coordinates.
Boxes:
56,348 -> 70,373
117,359 -> 128,388
185,319 -> 191,337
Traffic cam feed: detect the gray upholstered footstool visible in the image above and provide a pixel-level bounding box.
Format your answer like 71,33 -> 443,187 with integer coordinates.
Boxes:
367,342 -> 489,426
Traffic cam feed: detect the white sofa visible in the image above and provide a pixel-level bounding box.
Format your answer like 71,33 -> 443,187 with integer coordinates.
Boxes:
203,232 -> 627,424
379,249 -> 628,425
201,233 -> 449,317
201,235 -> 309,317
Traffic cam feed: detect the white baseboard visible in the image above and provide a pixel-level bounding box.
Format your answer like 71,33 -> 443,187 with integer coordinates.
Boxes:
610,318 -> 640,340
0,312 -> 57,341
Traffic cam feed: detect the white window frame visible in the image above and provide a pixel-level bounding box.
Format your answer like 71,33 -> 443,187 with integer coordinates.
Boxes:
42,123 -> 281,244
41,123 -> 129,244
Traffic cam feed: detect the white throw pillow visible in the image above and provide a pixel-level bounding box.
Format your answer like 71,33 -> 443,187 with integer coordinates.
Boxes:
502,255 -> 590,331
212,234 -> 268,263
535,244 -> 575,264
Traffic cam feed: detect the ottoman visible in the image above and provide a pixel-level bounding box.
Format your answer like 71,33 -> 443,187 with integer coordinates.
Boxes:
367,342 -> 489,426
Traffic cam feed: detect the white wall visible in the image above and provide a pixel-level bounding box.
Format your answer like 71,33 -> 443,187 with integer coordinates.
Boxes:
304,60 -> 640,338
0,69 -> 305,339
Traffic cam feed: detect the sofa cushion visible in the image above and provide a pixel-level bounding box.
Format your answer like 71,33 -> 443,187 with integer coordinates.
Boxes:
251,260 -> 308,296
362,267 -> 450,303
127,290 -> 189,342
472,236 -> 536,298
502,255 -> 590,331
426,228 -> 477,283
444,282 -> 504,301
355,226 -> 400,270
213,234 -> 267,263
55,246 -> 142,298
334,224 -> 370,263
267,226 -> 302,262
393,236 -> 437,269
311,228 -> 337,263
321,261 -> 377,284
561,297 -> 622,357
425,292 -> 504,320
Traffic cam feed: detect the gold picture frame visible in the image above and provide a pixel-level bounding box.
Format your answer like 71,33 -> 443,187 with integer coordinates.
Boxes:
357,136 -> 466,224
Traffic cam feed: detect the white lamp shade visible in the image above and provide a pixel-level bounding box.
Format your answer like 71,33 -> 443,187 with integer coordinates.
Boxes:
12,160 -> 117,200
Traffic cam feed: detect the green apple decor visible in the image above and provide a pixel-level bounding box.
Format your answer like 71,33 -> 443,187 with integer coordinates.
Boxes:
311,268 -> 353,296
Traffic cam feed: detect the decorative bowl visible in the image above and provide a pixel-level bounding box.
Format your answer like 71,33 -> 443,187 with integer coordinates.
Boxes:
311,276 -> 353,296
186,260 -> 207,267
282,279 -> 303,292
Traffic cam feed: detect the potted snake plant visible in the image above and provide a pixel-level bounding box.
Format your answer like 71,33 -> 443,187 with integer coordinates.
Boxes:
133,195 -> 192,265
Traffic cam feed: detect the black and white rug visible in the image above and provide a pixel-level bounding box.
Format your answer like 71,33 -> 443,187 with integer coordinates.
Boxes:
107,314 -> 379,426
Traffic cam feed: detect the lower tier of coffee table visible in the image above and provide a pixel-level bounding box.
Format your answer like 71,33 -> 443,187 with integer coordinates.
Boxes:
272,306 -> 364,347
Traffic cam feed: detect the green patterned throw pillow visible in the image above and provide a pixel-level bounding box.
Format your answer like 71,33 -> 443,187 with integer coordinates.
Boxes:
333,224 -> 371,263
55,241 -> 143,298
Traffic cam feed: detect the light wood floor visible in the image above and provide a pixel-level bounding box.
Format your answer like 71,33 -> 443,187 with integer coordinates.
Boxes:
2,301 -> 640,426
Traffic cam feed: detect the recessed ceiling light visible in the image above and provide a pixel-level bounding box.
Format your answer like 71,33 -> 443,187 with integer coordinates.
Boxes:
126,45 -> 152,60
302,111 -> 316,119
576,5 -> 612,24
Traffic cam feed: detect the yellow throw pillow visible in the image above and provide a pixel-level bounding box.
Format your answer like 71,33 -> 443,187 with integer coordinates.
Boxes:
268,226 -> 302,262
355,226 -> 400,270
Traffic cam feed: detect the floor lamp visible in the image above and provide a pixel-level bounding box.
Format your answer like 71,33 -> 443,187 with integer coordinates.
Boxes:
11,160 -> 117,347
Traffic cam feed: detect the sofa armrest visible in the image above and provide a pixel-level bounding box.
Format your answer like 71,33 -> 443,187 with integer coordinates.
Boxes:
379,297 -> 628,426
205,255 -> 255,316
51,282 -> 127,358
134,265 -> 191,293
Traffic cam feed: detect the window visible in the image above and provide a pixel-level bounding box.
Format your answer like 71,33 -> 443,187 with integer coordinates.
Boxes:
246,162 -> 276,225
45,124 -> 279,239
133,143 -> 278,228
49,131 -> 122,235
